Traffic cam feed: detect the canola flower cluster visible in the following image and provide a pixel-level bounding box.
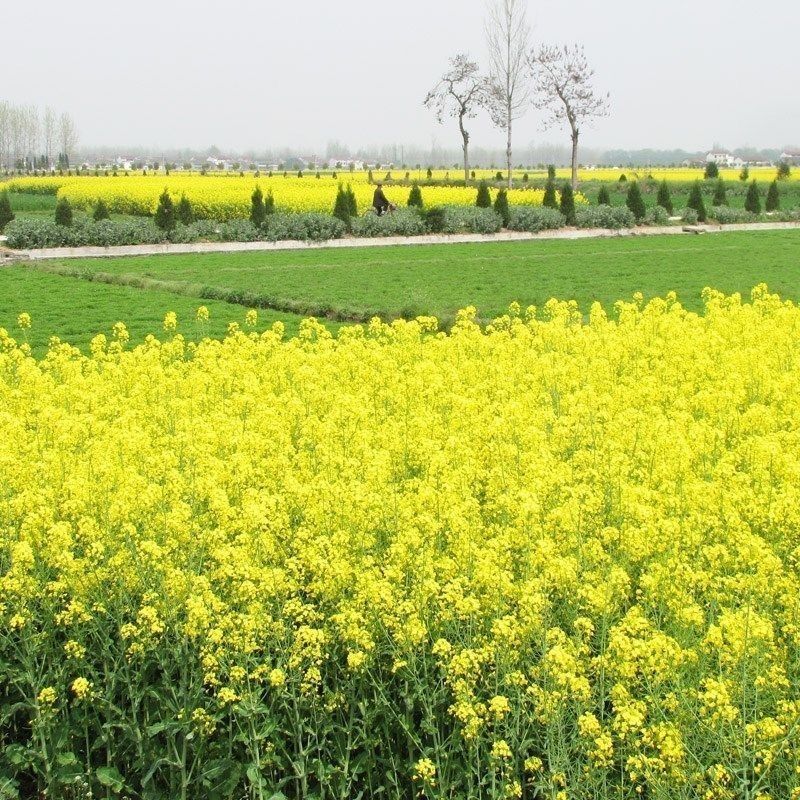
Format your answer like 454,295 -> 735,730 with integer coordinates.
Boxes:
4,174 -> 550,221
2,286 -> 800,799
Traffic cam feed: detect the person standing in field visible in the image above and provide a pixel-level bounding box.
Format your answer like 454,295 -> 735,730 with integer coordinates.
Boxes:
372,183 -> 395,216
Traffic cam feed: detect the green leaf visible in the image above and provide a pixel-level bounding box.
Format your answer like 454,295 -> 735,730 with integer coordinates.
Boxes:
246,765 -> 266,790
95,766 -> 125,792
56,763 -> 83,782
0,775 -> 20,800
146,721 -> 171,737
3,747 -> 28,767
56,752 -> 78,767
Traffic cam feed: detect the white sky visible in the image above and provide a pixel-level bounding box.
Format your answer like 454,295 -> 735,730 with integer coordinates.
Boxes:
7,0 -> 799,153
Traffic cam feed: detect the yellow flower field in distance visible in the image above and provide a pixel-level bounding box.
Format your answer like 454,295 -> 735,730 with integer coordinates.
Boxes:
3,165 -> 790,222
2,285 -> 800,798
4,174 -> 552,220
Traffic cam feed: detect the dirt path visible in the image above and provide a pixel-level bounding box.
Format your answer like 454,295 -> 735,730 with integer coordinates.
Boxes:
3,221 -> 800,262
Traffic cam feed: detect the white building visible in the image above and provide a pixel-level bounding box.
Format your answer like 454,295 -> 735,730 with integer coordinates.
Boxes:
780,150 -> 800,165
206,157 -> 233,170
327,158 -> 364,171
706,151 -> 744,168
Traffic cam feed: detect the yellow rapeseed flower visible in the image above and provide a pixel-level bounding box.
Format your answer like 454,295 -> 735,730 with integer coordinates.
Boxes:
70,677 -> 92,700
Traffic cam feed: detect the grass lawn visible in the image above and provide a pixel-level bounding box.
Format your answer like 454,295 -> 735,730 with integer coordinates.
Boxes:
36,230 -> 800,324
6,192 -> 57,215
0,267 -> 314,356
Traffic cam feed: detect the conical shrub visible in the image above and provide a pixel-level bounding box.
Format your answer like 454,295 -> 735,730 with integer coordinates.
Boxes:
55,196 -> 73,226
744,180 -> 761,214
93,199 -> 110,222
765,180 -> 780,212
656,180 -> 673,214
154,189 -> 176,231
346,185 -> 357,217
177,194 -> 194,225
408,183 -> 423,208
626,182 -> 646,221
476,181 -> 491,208
543,179 -> 558,209
686,181 -> 707,222
559,183 -> 576,225
333,184 -> 351,228
250,186 -> 266,227
494,188 -> 510,226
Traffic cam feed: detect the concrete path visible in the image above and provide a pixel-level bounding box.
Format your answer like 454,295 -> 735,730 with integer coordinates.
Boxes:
3,221 -> 800,262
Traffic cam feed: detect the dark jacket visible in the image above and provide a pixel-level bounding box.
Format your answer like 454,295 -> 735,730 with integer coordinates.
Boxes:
372,187 -> 389,209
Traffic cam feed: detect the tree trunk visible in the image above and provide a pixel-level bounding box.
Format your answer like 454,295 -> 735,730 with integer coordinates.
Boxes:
459,113 -> 470,184
571,128 -> 579,190
506,113 -> 513,190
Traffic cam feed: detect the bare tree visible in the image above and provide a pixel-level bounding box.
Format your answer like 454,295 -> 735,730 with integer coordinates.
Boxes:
485,0 -> 531,188
44,106 -> 57,169
530,44 -> 609,189
23,105 -> 40,169
424,54 -> 488,183
9,107 -> 25,169
0,104 -> 78,172
0,102 -> 9,170
58,112 -> 79,167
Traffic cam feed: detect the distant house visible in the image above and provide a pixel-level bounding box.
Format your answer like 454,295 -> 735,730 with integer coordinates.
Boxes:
327,158 -> 364,171
706,151 -> 744,168
780,150 -> 800,165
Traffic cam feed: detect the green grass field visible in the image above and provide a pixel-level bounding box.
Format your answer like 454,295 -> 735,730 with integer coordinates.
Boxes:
6,192 -> 57,215
0,268 -> 309,355
36,230 -> 800,317
3,229 -> 799,355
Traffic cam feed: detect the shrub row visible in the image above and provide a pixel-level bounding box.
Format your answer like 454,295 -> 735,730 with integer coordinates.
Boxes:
711,206 -> 756,225
262,213 -> 347,242
442,206 -> 503,234
6,205 -> 799,249
5,207 -> 504,249
5,218 -> 167,248
506,206 -> 566,232
4,215 -> 348,249
340,206 -> 503,237
574,205 -> 636,229
350,208 -> 428,237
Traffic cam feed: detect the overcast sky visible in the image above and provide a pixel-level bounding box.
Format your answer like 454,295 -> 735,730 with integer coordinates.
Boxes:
7,0 -> 799,154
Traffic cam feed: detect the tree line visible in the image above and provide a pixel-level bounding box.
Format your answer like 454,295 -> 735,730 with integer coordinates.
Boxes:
0,102 -> 79,171
424,0 -> 609,190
